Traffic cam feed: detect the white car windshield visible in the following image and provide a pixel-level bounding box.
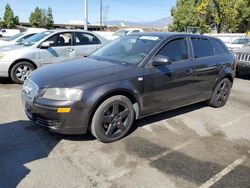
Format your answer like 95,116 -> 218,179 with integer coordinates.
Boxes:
90,35 -> 162,65
231,38 -> 250,44
6,33 -> 23,41
23,31 -> 54,46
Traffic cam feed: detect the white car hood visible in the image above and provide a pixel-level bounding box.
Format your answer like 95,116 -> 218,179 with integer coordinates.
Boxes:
0,40 -> 9,45
0,44 -> 27,52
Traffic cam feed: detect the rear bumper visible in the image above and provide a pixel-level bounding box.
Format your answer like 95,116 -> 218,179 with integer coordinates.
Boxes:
23,96 -> 90,135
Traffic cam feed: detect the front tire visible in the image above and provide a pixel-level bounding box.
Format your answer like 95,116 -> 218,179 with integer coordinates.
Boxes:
207,78 -> 232,108
91,95 -> 135,143
10,61 -> 35,84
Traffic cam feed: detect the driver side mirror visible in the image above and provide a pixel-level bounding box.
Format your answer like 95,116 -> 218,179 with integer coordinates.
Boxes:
40,41 -> 52,49
151,55 -> 172,66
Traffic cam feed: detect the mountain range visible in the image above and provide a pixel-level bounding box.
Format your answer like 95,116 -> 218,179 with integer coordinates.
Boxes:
104,17 -> 172,28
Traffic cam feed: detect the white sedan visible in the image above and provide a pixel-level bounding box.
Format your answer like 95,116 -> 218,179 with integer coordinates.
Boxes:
0,30 -> 46,47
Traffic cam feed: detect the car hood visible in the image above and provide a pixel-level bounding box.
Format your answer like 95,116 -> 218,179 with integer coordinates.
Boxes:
29,57 -> 135,88
0,44 -> 28,52
235,46 -> 250,54
0,40 -> 8,45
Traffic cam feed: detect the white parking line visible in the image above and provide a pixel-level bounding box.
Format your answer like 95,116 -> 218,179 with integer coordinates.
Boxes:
199,152 -> 249,188
0,94 -> 20,98
108,169 -> 131,181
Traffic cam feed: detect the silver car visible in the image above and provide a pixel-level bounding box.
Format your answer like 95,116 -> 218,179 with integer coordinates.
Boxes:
0,30 -> 108,83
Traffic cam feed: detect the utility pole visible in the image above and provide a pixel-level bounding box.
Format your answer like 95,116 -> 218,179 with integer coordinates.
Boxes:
100,0 -> 103,31
84,0 -> 88,30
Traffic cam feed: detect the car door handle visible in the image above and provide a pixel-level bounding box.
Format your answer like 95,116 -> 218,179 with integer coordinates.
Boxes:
66,48 -> 74,52
185,68 -> 193,75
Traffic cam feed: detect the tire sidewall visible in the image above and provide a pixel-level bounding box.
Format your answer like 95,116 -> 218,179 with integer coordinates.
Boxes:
210,78 -> 232,108
10,61 -> 35,84
91,95 -> 135,143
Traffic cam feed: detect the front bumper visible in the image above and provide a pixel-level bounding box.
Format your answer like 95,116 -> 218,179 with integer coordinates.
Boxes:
236,61 -> 250,75
0,61 -> 12,77
22,96 -> 89,135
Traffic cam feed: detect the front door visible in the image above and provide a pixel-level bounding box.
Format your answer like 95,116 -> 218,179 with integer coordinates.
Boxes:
142,37 -> 194,116
39,32 -> 75,65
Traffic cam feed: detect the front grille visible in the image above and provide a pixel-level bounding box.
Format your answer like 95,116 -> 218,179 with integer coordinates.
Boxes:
236,53 -> 250,62
22,79 -> 39,103
34,115 -> 63,128
35,116 -> 53,127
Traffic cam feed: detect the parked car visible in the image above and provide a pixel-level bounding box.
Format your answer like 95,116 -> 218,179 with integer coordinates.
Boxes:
22,33 -> 235,142
0,29 -> 20,37
235,43 -> 250,76
226,37 -> 250,52
106,28 -> 143,40
0,30 -> 108,83
0,29 -> 46,47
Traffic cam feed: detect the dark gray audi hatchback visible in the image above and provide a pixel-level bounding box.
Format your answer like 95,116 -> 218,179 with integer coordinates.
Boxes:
22,33 -> 236,142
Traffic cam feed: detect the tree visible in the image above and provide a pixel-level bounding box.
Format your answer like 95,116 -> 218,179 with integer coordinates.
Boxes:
29,6 -> 54,28
14,16 -> 19,25
235,0 -> 250,32
170,0 -> 210,33
171,0 -> 250,33
46,6 -> 54,29
3,4 -> 15,28
197,0 -> 238,33
0,18 -> 3,28
29,7 -> 43,28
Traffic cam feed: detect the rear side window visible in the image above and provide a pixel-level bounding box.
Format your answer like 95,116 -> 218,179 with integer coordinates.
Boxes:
210,39 -> 227,55
191,38 -> 214,58
74,32 -> 100,45
158,37 -> 189,62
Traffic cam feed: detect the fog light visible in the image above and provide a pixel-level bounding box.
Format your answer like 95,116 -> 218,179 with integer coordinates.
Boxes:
57,108 -> 71,113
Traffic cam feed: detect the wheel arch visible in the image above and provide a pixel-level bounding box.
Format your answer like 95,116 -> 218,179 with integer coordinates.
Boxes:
211,73 -> 234,95
87,89 -> 140,130
8,59 -> 37,77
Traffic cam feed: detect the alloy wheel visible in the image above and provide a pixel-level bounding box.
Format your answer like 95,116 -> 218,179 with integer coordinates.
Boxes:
101,102 -> 131,138
15,65 -> 32,82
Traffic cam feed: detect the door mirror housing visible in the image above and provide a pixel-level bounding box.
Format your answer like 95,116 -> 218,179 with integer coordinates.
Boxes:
151,55 -> 172,66
40,41 -> 51,49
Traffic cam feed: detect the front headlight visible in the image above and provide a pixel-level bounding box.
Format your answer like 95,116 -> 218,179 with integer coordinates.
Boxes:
42,88 -> 83,101
0,53 -> 4,60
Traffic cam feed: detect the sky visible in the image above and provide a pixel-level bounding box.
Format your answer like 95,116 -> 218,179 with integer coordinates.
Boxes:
0,0 -> 176,24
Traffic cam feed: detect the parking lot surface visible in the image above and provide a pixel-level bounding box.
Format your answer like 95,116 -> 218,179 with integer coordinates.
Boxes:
0,77 -> 250,188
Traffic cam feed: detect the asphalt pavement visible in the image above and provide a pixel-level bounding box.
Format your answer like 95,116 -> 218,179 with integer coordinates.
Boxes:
0,76 -> 250,188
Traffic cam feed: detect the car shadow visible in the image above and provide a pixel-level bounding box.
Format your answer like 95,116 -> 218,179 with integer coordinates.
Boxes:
130,102 -> 207,134
236,74 -> 250,80
0,77 -> 14,84
0,120 -> 94,188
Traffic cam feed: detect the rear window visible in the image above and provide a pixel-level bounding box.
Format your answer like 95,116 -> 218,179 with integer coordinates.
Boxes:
191,38 -> 214,58
210,39 -> 227,55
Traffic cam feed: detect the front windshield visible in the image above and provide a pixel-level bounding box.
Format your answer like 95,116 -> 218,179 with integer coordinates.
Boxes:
231,38 -> 249,44
90,35 -> 162,65
6,33 -> 23,41
23,31 -> 54,46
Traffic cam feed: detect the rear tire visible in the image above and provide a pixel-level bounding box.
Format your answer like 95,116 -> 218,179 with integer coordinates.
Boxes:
91,95 -> 135,143
10,61 -> 35,84
206,78 -> 232,108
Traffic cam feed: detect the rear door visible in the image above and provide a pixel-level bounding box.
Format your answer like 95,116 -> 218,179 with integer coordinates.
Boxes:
73,32 -> 102,58
143,37 -> 194,115
190,37 -> 223,98
39,32 -> 75,65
